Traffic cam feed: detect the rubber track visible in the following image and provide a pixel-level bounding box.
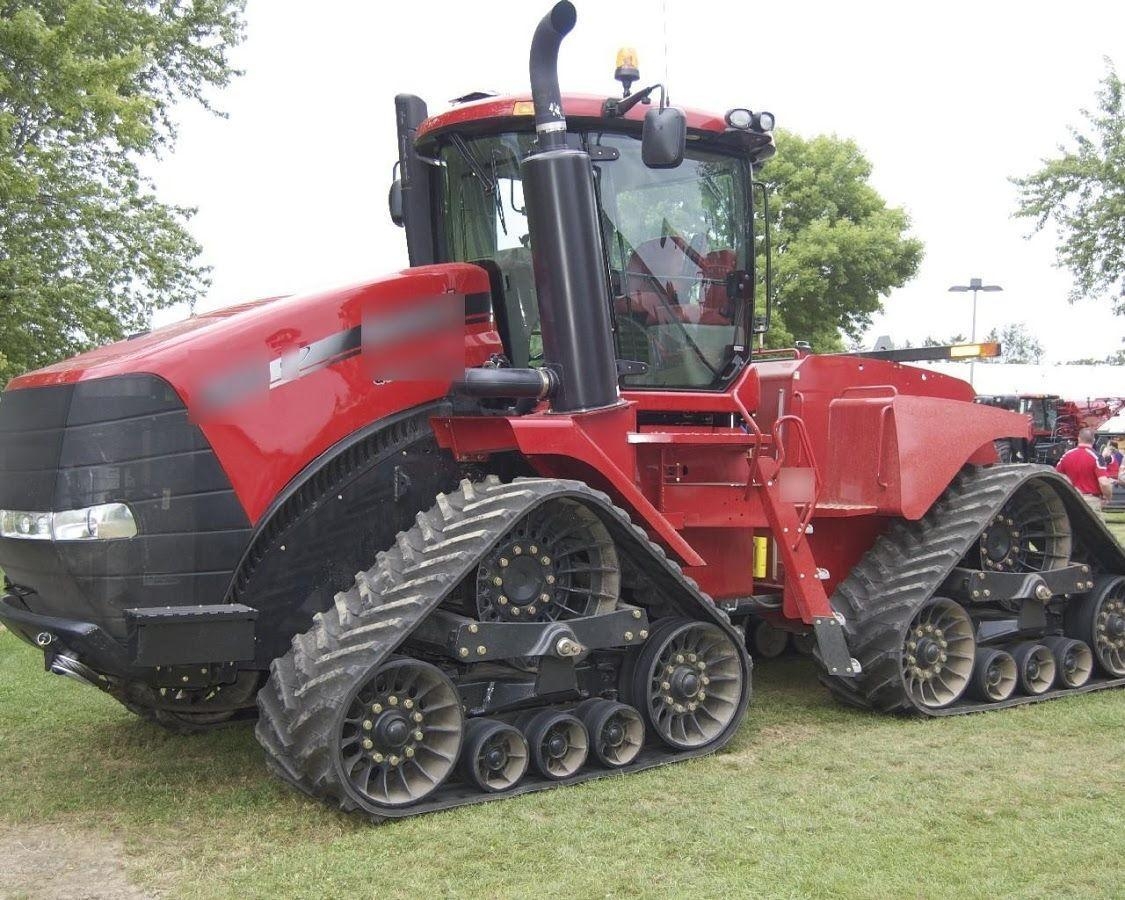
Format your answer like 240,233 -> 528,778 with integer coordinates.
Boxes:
255,476 -> 751,821
821,464 -> 1125,716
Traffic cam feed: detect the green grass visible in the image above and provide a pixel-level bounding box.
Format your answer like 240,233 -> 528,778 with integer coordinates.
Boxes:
1,630 -> 1123,899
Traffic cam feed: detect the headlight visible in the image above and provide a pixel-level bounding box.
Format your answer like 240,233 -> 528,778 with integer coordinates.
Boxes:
0,503 -> 138,541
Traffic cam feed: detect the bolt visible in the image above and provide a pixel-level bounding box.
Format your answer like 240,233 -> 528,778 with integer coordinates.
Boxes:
906,655 -> 916,666
689,654 -> 698,663
372,752 -> 384,763
556,637 -> 584,657
665,665 -> 675,675
639,630 -> 649,639
403,698 -> 414,709
696,661 -> 706,671
388,695 -> 398,706
363,719 -> 373,730
674,703 -> 685,713
983,590 -> 991,598
459,647 -> 469,658
528,606 -> 537,615
511,607 -> 521,617
412,712 -> 423,723
624,631 -> 634,641
388,755 -> 400,767
632,610 -> 643,620
661,681 -> 671,691
688,702 -> 698,711
362,738 -> 373,750
698,691 -> 707,701
182,676 -> 190,683
529,545 -> 539,555
492,577 -> 503,587
972,590 -> 981,599
546,575 -> 556,585
540,556 -> 551,566
513,545 -> 523,555
664,696 -> 674,705
675,654 -> 685,664
469,623 -> 479,634
405,747 -> 415,759
477,645 -> 487,656
540,593 -> 551,603
371,703 -> 383,714
499,558 -> 509,568
498,595 -> 508,605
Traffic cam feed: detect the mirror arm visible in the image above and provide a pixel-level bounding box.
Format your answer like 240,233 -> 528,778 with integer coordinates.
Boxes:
603,83 -> 664,118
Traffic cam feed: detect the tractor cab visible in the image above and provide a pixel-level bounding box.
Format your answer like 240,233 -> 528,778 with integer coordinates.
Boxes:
391,90 -> 776,391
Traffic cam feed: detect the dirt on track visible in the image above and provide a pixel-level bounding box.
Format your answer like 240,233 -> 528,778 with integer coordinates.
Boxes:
0,824 -> 155,900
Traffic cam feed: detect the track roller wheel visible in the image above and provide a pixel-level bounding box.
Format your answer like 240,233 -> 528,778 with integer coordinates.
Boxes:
522,710 -> 588,780
901,597 -> 975,709
968,647 -> 1018,702
632,618 -> 743,750
574,699 -> 644,768
751,620 -> 790,659
460,718 -> 528,793
338,659 -> 464,809
791,632 -> 815,657
1041,637 -> 1094,688
1010,643 -> 1056,695
1065,576 -> 1125,677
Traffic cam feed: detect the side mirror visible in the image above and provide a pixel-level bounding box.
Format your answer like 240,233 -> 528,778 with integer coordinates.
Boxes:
641,106 -> 686,169
388,178 -> 404,227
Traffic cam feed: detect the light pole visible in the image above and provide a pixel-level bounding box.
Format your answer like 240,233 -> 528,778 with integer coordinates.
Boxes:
948,277 -> 1003,386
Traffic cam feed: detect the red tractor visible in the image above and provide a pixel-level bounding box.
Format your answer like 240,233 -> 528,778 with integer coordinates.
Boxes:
1,3 -> 1123,822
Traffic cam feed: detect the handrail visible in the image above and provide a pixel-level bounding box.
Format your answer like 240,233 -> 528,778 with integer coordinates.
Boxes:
771,414 -> 822,549
875,404 -> 894,488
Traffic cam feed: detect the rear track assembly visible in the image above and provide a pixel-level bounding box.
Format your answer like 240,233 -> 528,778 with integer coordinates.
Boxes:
822,465 -> 1125,716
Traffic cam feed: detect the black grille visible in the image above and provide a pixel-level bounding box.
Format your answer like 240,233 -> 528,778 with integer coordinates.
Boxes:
0,374 -> 252,637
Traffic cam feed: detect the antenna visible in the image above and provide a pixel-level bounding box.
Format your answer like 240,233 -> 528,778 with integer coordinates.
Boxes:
661,0 -> 670,101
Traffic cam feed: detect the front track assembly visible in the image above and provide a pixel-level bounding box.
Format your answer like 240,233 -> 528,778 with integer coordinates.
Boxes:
255,477 -> 751,821
822,465 -> 1125,716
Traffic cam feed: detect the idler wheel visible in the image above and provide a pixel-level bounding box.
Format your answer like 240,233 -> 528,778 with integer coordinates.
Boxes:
336,658 -> 463,808
977,480 -> 1071,574
460,718 -> 528,793
969,647 -> 1018,702
900,597 -> 975,709
751,620 -> 790,659
575,699 -> 644,768
522,710 -> 588,780
1041,636 -> 1094,689
1011,642 -> 1057,695
1065,575 -> 1125,677
631,618 -> 744,750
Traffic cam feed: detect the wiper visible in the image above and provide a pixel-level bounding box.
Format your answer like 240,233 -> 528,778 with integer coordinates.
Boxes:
448,134 -> 496,195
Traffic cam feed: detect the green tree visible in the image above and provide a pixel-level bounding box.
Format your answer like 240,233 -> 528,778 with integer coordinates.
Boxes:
982,322 -> 1044,364
0,0 -> 245,381
758,130 -> 924,351
1013,60 -> 1124,312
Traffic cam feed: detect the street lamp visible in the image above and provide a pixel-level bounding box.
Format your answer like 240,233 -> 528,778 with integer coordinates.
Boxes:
948,277 -> 1003,386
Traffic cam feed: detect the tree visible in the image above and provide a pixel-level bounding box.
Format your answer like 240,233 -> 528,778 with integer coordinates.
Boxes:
758,130 -> 924,351
1013,60 -> 1125,313
982,323 -> 1044,364
922,333 -> 967,347
0,1 -> 245,381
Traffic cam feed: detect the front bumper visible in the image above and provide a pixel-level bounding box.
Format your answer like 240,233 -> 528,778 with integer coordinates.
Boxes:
1,591 -> 259,679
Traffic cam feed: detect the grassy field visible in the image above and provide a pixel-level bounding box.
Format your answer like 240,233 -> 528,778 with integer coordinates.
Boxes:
1,514 -> 1122,898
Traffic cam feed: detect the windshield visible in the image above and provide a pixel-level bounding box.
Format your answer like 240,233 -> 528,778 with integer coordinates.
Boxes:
437,130 -> 750,388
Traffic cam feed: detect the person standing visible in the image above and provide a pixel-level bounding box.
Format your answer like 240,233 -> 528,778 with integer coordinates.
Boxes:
1056,428 -> 1110,514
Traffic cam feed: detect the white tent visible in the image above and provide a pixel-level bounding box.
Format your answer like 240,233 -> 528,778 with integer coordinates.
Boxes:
913,362 -> 1125,397
1098,413 -> 1125,436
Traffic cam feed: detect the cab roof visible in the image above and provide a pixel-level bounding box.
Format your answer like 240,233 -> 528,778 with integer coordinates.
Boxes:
416,92 -> 730,141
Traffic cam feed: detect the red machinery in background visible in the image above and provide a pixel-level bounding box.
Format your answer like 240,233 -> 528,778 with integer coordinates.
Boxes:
1,2 -> 1122,822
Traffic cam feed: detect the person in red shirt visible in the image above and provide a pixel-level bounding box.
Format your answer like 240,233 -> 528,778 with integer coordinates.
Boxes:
1056,428 -> 1110,514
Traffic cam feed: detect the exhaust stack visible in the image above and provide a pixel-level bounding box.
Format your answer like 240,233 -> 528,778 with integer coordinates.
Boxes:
520,1 -> 621,413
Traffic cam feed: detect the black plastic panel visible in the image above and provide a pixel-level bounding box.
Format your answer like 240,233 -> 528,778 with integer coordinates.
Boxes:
0,375 -> 252,640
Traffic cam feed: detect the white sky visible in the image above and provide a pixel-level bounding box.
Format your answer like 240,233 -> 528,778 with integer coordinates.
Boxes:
152,0 -> 1125,362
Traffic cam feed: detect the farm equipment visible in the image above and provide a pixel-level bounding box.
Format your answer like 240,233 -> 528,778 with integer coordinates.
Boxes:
976,393 -> 1077,464
1,2 -> 1124,823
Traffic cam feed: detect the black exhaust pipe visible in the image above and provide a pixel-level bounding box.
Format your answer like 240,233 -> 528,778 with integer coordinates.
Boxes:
520,1 -> 621,413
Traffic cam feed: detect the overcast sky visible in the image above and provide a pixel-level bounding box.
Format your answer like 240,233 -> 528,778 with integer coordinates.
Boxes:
152,0 -> 1125,362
